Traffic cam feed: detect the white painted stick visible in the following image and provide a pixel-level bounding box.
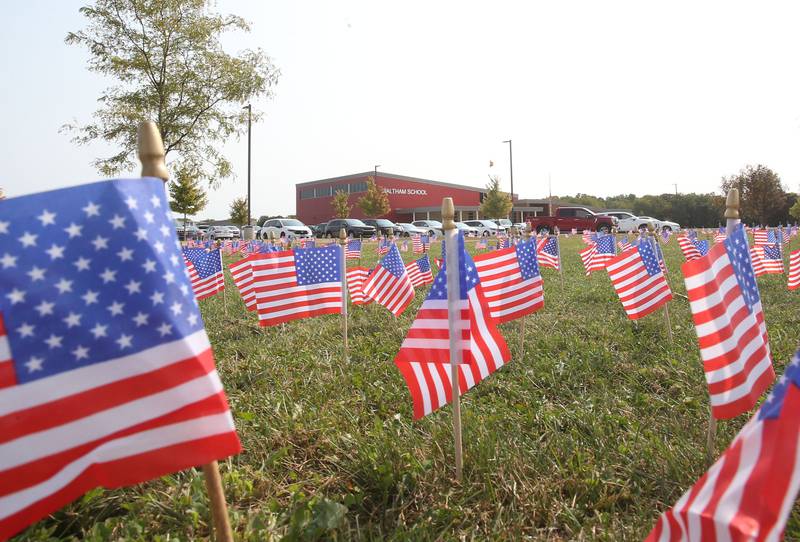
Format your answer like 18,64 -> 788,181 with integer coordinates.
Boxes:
442,197 -> 463,482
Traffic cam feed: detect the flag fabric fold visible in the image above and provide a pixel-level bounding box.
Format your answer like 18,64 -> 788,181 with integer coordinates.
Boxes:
536,236 -> 560,270
0,179 -> 240,540
606,241 -> 673,320
789,249 -> 800,291
405,255 -> 434,288
646,348 -> 800,542
346,267 -> 373,305
362,244 -> 415,316
394,233 -> 510,419
682,224 -> 775,419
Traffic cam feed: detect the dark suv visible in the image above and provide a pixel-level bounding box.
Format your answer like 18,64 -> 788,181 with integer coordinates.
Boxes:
362,219 -> 403,236
322,219 -> 376,238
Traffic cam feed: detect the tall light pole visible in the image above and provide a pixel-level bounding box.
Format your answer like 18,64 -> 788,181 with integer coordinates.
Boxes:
244,104 -> 252,228
374,164 -> 380,180
502,140 -> 513,220
673,183 -> 678,196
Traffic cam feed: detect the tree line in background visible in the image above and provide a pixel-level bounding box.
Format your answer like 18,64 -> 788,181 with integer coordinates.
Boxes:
557,164 -> 799,227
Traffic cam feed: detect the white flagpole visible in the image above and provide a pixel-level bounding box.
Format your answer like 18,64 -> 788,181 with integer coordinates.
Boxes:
339,228 -> 349,363
442,197 -> 463,481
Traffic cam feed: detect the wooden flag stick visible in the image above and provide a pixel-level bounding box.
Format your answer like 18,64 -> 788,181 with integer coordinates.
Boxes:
138,121 -> 234,542
339,228 -> 349,363
442,197 -> 463,481
202,461 -> 234,542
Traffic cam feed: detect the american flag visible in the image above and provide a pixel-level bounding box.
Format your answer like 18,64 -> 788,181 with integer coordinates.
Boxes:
617,236 -> 632,252
789,249 -> 800,291
750,243 -> 784,277
362,244 -> 415,316
571,228 -> 578,236
251,245 -> 343,326
0,179 -> 240,539
683,224 -> 774,419
536,236 -> 560,270
434,257 -> 444,269
183,248 -> 224,300
377,237 -> 391,255
753,228 -> 770,246
346,267 -> 372,305
412,234 -> 430,254
473,239 -> 544,323
678,236 -> 709,261
582,230 -> 597,244
345,239 -> 362,259
405,255 -> 434,288
400,239 -> 409,252
606,239 -> 672,320
646,348 -> 800,542
661,228 -> 672,243
476,238 -> 488,250
713,226 -> 727,244
393,233 -> 510,419
780,226 -> 790,244
580,235 -> 616,275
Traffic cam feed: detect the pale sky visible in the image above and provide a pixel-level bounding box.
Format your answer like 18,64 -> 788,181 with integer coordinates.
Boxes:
2,1 -> 800,220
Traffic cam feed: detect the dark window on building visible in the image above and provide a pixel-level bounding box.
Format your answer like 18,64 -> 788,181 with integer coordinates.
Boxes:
315,186 -> 332,198
300,189 -> 314,200
349,181 -> 367,193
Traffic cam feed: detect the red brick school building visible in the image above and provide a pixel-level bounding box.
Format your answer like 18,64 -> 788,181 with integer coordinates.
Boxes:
295,171 -> 553,225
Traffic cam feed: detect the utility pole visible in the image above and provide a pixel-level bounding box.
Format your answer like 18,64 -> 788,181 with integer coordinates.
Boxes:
374,164 -> 380,180
673,183 -> 678,196
502,140 -> 513,220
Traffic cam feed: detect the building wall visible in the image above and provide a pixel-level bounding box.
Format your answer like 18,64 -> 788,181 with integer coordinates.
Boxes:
296,174 -> 485,225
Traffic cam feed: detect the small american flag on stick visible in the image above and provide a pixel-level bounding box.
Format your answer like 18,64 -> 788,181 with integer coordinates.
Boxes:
362,244 -> 415,316
683,224 -> 774,419
789,249 -> 800,290
606,241 -> 672,320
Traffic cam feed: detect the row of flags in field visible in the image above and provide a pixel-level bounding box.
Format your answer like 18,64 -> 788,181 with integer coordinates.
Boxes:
3,176 -> 800,539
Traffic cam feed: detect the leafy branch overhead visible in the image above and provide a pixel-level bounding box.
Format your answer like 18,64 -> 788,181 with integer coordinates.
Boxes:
64,0 -> 280,185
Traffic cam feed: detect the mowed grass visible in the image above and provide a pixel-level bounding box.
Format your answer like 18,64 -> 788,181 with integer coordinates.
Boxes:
16,235 -> 800,541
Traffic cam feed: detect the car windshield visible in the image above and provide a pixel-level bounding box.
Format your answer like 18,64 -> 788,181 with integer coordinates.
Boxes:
426,220 -> 443,228
282,219 -> 304,227
497,219 -> 512,226
374,219 -> 395,226
344,219 -> 368,226
455,222 -> 470,229
483,221 -> 499,228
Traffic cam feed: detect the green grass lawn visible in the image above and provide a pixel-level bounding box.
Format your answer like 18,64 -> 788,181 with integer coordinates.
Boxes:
16,235 -> 800,541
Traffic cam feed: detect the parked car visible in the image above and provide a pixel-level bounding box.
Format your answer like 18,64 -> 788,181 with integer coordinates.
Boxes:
412,220 -> 444,237
225,226 -> 241,239
463,220 -> 503,236
310,223 -> 328,238
397,223 -> 427,237
494,218 -> 513,230
362,218 -> 404,236
260,218 -> 313,240
322,218 -> 376,238
636,216 -> 681,232
513,222 -> 529,233
527,206 -> 616,235
455,222 -> 480,236
175,222 -> 201,241
206,225 -> 237,240
599,211 -> 655,233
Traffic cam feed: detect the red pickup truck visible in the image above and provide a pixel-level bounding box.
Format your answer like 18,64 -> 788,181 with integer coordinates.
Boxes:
528,206 -> 616,234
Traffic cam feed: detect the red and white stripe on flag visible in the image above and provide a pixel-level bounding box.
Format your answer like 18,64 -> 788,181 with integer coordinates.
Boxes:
229,254 -> 266,312
251,248 -> 343,326
394,290 -> 510,419
789,249 -> 800,291
682,231 -> 775,419
536,237 -> 560,270
473,243 -> 544,323
184,251 -> 224,301
346,267 -> 372,305
606,245 -> 672,320
646,351 -> 800,542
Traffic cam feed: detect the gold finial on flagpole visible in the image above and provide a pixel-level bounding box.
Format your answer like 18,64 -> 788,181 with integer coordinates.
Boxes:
725,188 -> 740,221
137,121 -> 169,182
442,197 -> 455,231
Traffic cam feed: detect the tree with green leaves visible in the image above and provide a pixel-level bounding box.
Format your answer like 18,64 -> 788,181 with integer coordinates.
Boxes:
789,200 -> 800,222
357,177 -> 390,218
64,0 -> 279,185
229,197 -> 248,226
721,165 -> 788,225
331,190 -> 351,218
168,166 -> 208,237
480,176 -> 513,219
